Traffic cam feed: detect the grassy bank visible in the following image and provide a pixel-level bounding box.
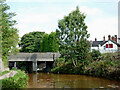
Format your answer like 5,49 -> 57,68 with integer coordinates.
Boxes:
51,52 -> 120,81
84,52 -> 120,81
1,69 -> 29,89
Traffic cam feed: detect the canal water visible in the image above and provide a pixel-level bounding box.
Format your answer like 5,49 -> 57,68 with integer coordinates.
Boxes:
28,73 -> 120,88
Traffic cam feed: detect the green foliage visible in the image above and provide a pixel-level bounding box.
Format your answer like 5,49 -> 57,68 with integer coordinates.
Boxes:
56,6 -> 90,67
52,57 -> 84,74
38,32 -> 59,52
47,32 -> 59,52
51,62 -> 74,74
53,57 -> 65,67
41,33 -> 49,52
0,1 -> 19,67
0,1 -> 3,59
84,53 -> 120,80
90,49 -> 101,60
1,70 -> 29,88
0,70 -> 10,76
20,31 -> 59,52
20,31 -> 45,52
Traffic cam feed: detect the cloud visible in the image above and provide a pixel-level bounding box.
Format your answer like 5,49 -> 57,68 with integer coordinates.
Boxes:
16,6 -> 117,40
87,17 -> 118,41
80,6 -> 102,16
7,0 -> 117,40
18,14 -> 52,24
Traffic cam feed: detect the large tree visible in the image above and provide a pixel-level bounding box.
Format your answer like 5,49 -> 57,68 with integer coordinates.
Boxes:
20,31 -> 45,52
56,6 -> 90,67
20,31 -> 59,53
41,32 -> 59,52
0,0 -> 19,67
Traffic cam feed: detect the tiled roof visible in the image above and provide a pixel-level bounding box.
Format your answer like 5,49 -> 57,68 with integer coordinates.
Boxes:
92,40 -> 120,47
92,41 -> 107,47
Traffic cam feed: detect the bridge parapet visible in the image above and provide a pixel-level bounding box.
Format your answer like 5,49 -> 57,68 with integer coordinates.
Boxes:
8,53 -> 60,62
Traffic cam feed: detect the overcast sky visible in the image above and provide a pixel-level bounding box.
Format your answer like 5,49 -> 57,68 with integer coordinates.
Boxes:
6,0 -> 119,41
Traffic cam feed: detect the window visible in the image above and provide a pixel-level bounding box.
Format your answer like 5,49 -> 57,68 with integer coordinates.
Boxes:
109,44 -> 113,48
106,44 -> 108,48
106,44 -> 113,48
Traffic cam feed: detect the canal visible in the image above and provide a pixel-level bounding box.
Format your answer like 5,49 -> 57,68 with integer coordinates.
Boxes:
28,73 -> 120,88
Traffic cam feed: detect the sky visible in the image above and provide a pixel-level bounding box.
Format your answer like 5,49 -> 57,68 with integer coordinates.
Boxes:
6,0 -> 119,41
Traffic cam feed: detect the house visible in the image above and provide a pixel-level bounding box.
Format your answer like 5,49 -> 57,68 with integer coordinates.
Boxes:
90,35 -> 120,53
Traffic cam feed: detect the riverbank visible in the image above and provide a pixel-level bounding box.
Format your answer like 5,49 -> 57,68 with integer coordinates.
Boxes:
51,52 -> 120,82
0,69 -> 29,88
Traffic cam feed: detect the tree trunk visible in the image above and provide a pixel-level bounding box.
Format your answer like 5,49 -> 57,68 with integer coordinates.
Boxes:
72,58 -> 77,67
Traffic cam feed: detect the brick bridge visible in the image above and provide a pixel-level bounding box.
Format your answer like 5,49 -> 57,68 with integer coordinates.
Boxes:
8,53 -> 60,72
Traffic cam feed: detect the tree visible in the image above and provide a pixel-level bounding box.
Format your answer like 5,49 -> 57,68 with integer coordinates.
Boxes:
48,32 -> 59,52
56,6 -> 90,67
20,31 -> 45,52
1,0 -> 19,67
20,31 -> 59,53
41,32 -> 59,52
41,33 -> 49,52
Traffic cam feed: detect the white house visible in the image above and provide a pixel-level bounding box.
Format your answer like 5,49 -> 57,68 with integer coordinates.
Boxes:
91,35 -> 120,53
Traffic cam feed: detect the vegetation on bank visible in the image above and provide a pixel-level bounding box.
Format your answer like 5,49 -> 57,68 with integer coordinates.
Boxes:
84,52 -> 120,81
52,52 -> 120,81
1,69 -> 29,88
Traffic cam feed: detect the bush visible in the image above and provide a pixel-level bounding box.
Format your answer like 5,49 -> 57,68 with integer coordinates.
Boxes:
1,70 -> 29,89
91,49 -> 101,60
0,71 -> 10,76
84,59 -> 120,81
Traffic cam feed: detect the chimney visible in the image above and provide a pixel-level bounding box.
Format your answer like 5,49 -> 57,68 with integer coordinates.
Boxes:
95,38 -> 97,41
114,35 -> 117,43
112,36 -> 115,41
103,36 -> 105,41
108,35 -> 111,40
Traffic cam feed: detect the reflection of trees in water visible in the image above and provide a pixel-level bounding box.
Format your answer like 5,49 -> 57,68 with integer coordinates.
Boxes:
28,73 -> 120,88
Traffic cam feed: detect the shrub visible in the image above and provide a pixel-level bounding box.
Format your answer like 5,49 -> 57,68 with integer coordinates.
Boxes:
53,58 -> 65,67
91,49 -> 101,60
51,61 -> 75,74
0,71 -> 10,76
1,70 -> 29,89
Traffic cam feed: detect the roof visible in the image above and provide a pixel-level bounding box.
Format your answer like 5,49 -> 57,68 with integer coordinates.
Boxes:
92,40 -> 120,47
109,40 -> 120,47
92,41 -> 107,47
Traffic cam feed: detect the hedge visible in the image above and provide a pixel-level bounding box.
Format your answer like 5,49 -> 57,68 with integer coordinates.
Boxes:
1,69 -> 29,89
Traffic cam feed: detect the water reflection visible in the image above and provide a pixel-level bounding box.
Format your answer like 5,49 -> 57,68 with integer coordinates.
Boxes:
28,73 -> 120,88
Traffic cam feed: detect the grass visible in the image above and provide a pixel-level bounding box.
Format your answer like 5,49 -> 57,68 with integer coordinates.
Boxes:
1,69 -> 29,88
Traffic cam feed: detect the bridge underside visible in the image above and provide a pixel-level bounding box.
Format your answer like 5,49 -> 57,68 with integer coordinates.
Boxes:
8,53 -> 60,72
9,61 -> 54,73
